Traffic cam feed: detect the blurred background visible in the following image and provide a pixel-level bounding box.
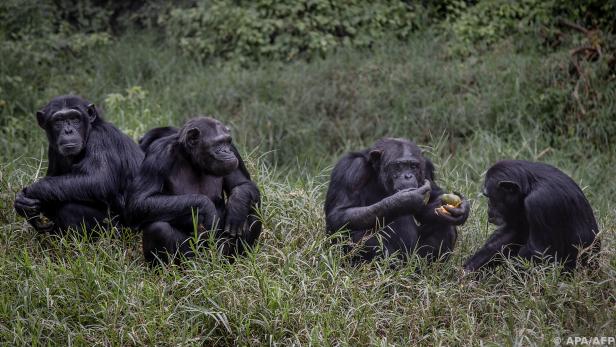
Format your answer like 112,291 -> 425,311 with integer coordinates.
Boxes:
1,0 -> 614,169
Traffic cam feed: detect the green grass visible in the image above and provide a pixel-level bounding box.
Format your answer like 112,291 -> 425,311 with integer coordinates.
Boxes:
0,30 -> 615,345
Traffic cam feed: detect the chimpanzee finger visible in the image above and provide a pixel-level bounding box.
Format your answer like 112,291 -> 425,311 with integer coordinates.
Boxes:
16,191 -> 41,207
225,222 -> 243,238
445,202 -> 469,224
14,198 -> 40,211
434,211 -> 460,224
435,205 -> 468,225
415,180 -> 432,195
223,224 -> 234,237
443,201 -> 468,217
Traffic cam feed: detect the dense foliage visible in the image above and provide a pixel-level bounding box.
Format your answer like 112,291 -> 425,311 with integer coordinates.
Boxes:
165,0 -> 426,62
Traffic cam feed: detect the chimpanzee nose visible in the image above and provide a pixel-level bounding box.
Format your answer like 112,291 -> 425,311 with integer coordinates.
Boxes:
404,173 -> 413,179
64,127 -> 74,134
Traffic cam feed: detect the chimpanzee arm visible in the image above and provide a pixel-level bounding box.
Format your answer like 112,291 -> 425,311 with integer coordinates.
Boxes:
24,151 -> 117,204
325,155 -> 431,232
463,226 -> 524,271
222,150 -> 260,237
128,141 -> 217,226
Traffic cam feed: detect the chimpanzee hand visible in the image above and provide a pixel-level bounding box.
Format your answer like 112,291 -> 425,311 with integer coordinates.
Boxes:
384,180 -> 432,214
195,197 -> 219,230
14,189 -> 41,218
430,192 -> 470,226
224,220 -> 249,238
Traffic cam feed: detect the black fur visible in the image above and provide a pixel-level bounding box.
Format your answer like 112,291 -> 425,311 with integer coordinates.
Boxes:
324,138 -> 469,264
13,95 -> 144,234
138,126 -> 178,151
127,117 -> 261,264
464,160 -> 600,272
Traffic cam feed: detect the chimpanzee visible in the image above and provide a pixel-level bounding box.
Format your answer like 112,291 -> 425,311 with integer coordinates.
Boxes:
463,160 -> 600,272
325,138 -> 470,263
127,117 -> 261,264
13,95 -> 144,234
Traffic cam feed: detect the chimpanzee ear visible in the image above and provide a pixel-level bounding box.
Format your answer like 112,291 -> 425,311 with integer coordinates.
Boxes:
36,111 -> 46,128
185,127 -> 201,147
369,150 -> 383,164
498,180 -> 520,193
86,103 -> 98,123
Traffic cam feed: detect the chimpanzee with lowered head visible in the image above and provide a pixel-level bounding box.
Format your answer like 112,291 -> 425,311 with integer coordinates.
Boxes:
464,160 -> 600,272
325,138 -> 470,264
127,117 -> 261,264
13,95 -> 144,234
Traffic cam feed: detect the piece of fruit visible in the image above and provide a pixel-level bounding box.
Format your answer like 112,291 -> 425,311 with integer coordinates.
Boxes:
435,193 -> 462,216
441,193 -> 462,207
423,191 -> 430,205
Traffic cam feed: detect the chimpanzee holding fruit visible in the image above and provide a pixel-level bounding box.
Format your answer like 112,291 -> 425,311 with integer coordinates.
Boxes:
325,138 -> 470,263
464,160 -> 600,272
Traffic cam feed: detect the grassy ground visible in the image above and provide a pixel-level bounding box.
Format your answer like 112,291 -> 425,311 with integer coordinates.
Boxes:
0,30 -> 614,345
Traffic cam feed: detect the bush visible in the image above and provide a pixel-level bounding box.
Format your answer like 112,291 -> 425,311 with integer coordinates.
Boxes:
164,0 -> 427,63
445,0 -> 616,56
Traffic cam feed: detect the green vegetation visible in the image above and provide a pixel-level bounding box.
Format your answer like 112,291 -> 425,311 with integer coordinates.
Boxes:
1,1 -> 615,345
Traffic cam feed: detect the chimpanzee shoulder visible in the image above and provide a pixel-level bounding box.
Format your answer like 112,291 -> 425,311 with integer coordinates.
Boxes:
329,151 -> 373,190
139,126 -> 179,152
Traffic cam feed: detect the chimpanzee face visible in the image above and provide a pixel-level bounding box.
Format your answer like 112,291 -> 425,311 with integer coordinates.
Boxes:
36,97 -> 96,157
369,139 -> 425,195
181,117 -> 239,176
482,178 -> 524,226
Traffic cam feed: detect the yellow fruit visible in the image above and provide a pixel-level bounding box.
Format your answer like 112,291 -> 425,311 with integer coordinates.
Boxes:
441,193 -> 462,208
434,193 -> 462,216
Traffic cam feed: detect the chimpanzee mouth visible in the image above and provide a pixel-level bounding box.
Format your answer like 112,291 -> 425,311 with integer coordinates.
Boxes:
210,158 -> 238,175
394,184 -> 419,192
59,143 -> 82,155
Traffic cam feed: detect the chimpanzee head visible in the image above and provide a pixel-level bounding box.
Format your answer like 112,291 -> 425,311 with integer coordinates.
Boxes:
36,95 -> 98,157
179,117 -> 239,176
483,161 -> 530,226
368,138 -> 427,195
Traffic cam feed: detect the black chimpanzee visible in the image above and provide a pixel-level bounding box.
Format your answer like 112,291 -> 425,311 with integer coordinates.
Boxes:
463,160 -> 600,272
13,95 -> 144,234
325,138 -> 470,263
127,117 -> 261,264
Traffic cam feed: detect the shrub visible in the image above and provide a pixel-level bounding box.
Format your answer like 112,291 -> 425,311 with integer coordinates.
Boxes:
164,0 -> 427,63
445,0 -> 616,56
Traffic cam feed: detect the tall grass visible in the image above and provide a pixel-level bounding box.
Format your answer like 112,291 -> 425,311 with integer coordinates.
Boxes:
0,30 -> 614,345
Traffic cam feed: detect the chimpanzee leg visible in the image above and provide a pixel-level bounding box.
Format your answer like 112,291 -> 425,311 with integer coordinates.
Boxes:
347,216 -> 418,263
416,223 -> 457,262
41,202 -> 110,235
348,229 -> 382,263
142,221 -> 193,265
